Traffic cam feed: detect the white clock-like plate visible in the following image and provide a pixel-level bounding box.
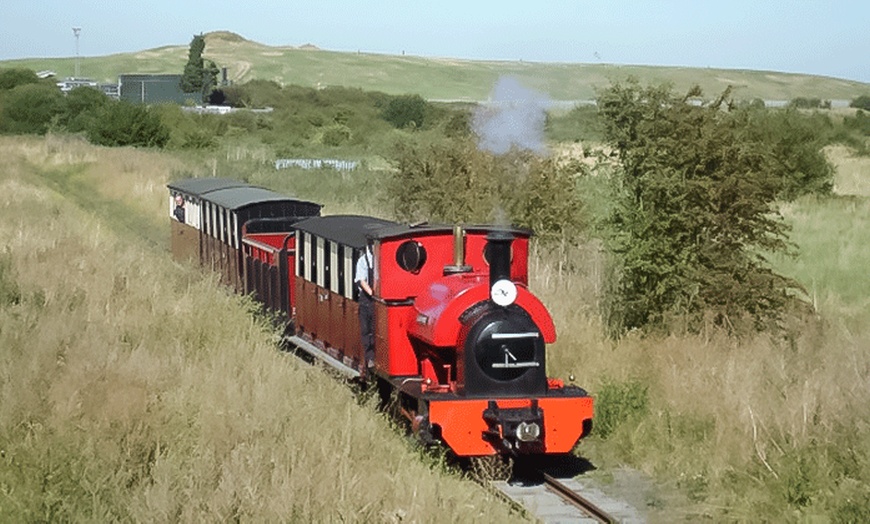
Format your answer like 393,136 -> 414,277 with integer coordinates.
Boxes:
490,279 -> 517,306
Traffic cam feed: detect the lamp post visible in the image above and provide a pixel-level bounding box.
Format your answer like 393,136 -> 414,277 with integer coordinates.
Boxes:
72,27 -> 81,78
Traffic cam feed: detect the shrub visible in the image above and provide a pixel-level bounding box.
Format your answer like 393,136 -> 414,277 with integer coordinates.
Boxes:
221,85 -> 250,108
86,101 -> 169,148
0,68 -> 42,91
849,95 -> 870,111
597,81 -> 814,334
57,87 -> 110,133
320,124 -> 352,146
381,94 -> 428,129
0,83 -> 63,134
844,109 -> 870,136
740,109 -> 834,200
789,97 -> 830,109
387,136 -> 585,245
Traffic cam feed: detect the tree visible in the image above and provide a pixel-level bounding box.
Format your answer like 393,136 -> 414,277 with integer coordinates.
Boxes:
180,34 -> 205,93
0,83 -> 63,134
597,80 -> 819,335
180,34 -> 218,102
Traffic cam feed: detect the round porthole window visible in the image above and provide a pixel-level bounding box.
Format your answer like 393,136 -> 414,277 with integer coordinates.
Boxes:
396,240 -> 427,273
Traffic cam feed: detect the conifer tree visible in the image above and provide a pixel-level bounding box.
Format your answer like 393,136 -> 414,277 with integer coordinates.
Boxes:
180,34 -> 218,102
180,34 -> 205,94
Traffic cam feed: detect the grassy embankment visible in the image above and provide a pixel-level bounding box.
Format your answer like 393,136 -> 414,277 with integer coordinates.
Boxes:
0,135 -> 522,522
4,31 -> 869,102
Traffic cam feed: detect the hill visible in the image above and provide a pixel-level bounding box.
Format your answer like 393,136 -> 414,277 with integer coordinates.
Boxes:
2,30 -> 869,101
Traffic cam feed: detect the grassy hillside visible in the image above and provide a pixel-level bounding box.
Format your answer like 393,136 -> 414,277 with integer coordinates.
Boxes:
3,31 -> 869,101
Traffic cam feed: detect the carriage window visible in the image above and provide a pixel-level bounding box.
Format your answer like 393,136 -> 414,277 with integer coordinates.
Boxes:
207,203 -> 213,237
309,236 -> 317,283
295,231 -> 304,277
396,240 -> 427,273
328,241 -> 338,293
343,246 -> 353,299
316,237 -> 325,288
336,245 -> 345,297
302,232 -> 312,280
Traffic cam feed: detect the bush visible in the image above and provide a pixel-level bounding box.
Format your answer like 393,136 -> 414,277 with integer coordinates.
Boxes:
0,68 -> 42,91
789,97 -> 831,109
597,81 -> 815,334
381,94 -> 428,129
741,109 -> 834,200
86,101 -> 169,148
221,85 -> 250,108
387,136 -> 585,245
320,124 -> 352,146
844,109 -> 870,136
57,87 -> 110,133
849,95 -> 870,111
0,83 -> 63,134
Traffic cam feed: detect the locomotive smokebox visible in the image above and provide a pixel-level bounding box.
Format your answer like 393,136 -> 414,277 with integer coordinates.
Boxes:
486,229 -> 513,289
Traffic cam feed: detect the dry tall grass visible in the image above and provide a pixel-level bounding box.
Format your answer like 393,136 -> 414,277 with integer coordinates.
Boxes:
0,137 -> 522,522
827,145 -> 870,197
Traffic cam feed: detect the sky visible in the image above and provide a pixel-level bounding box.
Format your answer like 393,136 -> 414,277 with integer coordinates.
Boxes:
1,0 -> 868,83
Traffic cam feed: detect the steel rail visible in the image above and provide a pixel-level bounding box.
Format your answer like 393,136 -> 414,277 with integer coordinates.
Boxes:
541,472 -> 615,523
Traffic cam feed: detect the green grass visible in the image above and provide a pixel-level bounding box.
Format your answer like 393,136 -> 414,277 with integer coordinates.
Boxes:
3,31 -> 869,101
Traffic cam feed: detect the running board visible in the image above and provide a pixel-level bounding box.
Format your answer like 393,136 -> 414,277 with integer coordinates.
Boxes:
284,335 -> 361,379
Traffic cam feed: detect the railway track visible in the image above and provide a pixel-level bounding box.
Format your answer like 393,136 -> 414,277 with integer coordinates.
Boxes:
491,467 -> 645,523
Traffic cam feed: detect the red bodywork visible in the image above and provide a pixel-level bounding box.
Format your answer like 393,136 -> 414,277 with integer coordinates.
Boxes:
373,229 -> 592,456
243,222 -> 593,457
242,232 -> 296,316
374,231 -> 538,376
429,395 -> 594,456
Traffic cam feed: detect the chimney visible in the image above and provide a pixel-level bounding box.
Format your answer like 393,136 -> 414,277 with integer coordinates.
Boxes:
486,230 -> 513,289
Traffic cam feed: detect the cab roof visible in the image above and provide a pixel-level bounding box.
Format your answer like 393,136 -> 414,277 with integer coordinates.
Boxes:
294,215 -> 532,250
168,178 -> 320,212
167,178 -> 247,197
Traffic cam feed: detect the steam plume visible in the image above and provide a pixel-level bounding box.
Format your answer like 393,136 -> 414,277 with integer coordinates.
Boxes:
473,77 -> 549,155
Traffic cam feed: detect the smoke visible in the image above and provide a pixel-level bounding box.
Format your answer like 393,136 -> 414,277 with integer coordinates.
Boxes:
473,76 -> 550,155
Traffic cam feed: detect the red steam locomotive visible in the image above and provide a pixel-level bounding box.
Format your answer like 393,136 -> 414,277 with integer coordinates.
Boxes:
168,178 -> 593,457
